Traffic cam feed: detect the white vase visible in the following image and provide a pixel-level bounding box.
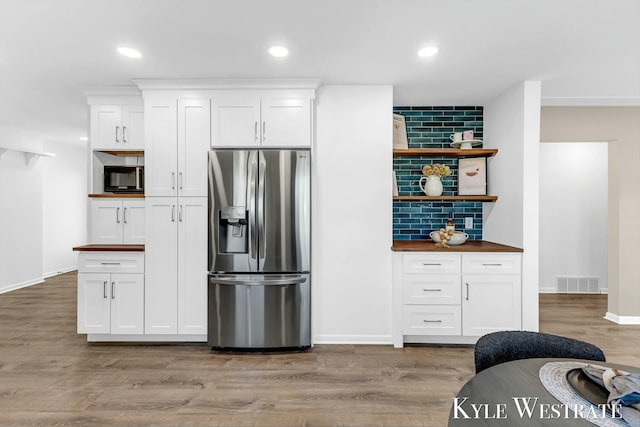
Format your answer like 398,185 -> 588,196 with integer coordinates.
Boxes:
419,175 -> 443,196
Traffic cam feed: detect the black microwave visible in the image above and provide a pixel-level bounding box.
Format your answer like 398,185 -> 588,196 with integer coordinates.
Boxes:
104,166 -> 144,193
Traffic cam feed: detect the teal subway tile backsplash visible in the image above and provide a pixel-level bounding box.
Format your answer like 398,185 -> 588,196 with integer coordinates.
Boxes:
393,106 -> 484,241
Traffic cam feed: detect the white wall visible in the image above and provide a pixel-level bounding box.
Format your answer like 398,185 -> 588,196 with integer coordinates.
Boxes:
313,85 -> 393,344
484,81 -> 541,331
42,141 -> 87,277
539,143 -> 607,293
0,124 -> 87,293
0,125 -> 46,292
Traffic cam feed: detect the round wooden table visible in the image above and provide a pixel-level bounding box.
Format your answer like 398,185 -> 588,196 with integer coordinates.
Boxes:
448,358 -> 639,426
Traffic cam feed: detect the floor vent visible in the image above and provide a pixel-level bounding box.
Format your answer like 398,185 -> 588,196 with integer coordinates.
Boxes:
556,276 -> 600,294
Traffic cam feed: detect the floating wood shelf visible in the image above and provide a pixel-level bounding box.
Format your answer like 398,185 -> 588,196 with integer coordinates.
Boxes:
88,193 -> 145,198
96,150 -> 144,157
393,148 -> 497,157
393,195 -> 498,202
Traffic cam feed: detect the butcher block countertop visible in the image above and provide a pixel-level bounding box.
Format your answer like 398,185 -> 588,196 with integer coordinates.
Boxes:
73,244 -> 145,252
392,240 -> 523,252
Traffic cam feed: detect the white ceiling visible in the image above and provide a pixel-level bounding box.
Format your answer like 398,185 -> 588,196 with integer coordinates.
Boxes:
1,0 -> 639,146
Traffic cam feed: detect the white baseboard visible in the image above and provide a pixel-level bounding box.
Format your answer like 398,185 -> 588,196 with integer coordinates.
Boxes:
604,312 -> 640,325
87,334 -> 207,342
312,334 -> 393,345
0,277 -> 45,294
43,265 -> 77,279
539,288 -> 609,295
539,287 -> 558,294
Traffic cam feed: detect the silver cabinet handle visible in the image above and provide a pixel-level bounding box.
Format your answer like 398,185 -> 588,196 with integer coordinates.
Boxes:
254,121 -> 258,142
111,281 -> 115,299
465,283 -> 470,301
423,320 -> 442,323
482,263 -> 503,266
115,126 -> 120,142
423,263 -> 441,266
179,205 -> 183,222
171,172 -> 176,190
116,207 -> 121,224
100,262 -> 121,265
103,281 -> 108,299
122,126 -> 127,143
422,288 -> 442,292
123,207 -> 128,224
262,121 -> 266,142
171,205 -> 176,222
179,172 -> 183,190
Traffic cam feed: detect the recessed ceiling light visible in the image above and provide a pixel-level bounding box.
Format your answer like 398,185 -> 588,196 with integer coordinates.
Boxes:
268,46 -> 289,58
418,46 -> 439,58
117,46 -> 143,59
80,136 -> 89,141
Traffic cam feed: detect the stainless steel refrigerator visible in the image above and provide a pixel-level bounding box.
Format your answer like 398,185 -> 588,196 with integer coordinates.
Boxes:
207,149 -> 310,350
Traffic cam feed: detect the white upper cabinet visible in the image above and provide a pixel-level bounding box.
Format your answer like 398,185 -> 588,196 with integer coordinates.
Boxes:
211,96 -> 261,147
211,95 -> 312,148
145,100 -> 178,197
145,98 -> 209,197
91,104 -> 144,150
90,199 -> 145,244
261,98 -> 311,148
178,99 -> 210,197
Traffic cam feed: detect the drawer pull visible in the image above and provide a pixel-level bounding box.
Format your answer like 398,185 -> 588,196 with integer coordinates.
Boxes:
423,319 -> 443,323
100,262 -> 121,265
465,283 -> 470,301
482,263 -> 503,266
422,263 -> 442,266
422,288 -> 442,292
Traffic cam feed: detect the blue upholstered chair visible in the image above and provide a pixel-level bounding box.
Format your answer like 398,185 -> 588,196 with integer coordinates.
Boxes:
474,331 -> 606,374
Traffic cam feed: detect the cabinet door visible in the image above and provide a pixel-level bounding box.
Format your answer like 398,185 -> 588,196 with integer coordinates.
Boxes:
91,199 -> 122,244
91,105 -> 122,150
144,198 -> 178,334
110,273 -> 144,334
462,274 -> 521,336
178,99 -> 210,197
261,98 -> 311,148
121,105 -> 145,150
177,198 -> 208,335
122,200 -> 145,244
211,96 -> 260,147
77,273 -> 111,334
145,100 -> 178,197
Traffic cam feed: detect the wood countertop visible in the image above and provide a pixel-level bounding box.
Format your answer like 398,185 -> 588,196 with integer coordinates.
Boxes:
392,240 -> 523,252
73,244 -> 145,252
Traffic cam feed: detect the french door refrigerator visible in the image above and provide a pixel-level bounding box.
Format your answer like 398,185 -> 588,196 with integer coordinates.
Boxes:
208,149 -> 310,350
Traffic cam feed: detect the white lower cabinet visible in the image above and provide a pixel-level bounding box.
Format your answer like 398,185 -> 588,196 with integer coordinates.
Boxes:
145,197 -> 207,335
77,253 -> 144,335
395,251 -> 522,346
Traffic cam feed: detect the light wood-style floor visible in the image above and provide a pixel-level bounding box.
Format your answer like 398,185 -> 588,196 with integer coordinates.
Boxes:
1,272 -> 639,426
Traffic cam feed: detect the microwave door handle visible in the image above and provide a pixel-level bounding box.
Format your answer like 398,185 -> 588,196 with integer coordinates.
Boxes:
257,151 -> 266,269
248,151 -> 258,271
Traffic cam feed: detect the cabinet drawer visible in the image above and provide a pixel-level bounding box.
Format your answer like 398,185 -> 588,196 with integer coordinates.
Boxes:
403,305 -> 461,336
462,254 -> 521,275
78,252 -> 145,274
403,254 -> 461,274
403,275 -> 461,305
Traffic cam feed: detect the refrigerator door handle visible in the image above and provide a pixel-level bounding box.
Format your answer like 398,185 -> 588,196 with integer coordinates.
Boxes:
209,275 -> 306,286
257,151 -> 266,269
248,151 -> 258,268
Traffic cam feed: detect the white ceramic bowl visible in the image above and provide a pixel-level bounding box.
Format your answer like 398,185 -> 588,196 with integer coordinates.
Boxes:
429,231 -> 469,245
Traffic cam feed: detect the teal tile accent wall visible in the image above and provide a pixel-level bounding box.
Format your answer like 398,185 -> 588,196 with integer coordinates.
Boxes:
393,106 -> 484,241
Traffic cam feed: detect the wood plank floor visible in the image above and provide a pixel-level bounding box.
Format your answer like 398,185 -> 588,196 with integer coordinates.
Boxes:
1,272 -> 639,426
